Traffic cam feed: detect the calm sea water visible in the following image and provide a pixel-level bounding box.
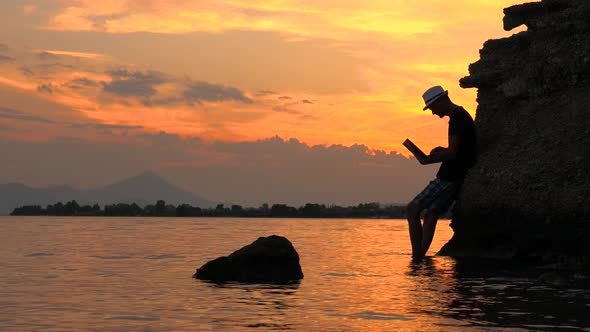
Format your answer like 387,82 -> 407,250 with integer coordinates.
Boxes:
1,217 -> 589,331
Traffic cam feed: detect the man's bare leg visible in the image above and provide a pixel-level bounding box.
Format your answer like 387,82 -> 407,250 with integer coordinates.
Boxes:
421,209 -> 439,256
407,202 -> 424,258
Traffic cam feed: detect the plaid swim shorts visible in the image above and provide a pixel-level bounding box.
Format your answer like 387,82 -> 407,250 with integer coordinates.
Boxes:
411,178 -> 459,213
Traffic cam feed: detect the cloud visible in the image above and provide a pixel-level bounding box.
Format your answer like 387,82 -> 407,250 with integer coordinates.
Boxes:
0,102 -> 141,135
271,98 -> 315,114
19,66 -> 34,77
174,135 -> 438,205
98,69 -> 254,107
6,26 -> 372,95
65,77 -> 99,89
35,63 -> 76,74
102,69 -> 167,97
0,134 -> 436,206
254,90 -> 278,96
85,12 -> 133,31
0,107 -> 55,124
0,54 -> 15,63
182,81 -> 253,104
37,83 -> 55,94
0,82 -> 95,126
0,44 -> 14,63
39,0 -> 515,48
272,105 -> 302,114
37,51 -> 59,61
215,136 -> 385,164
139,131 -> 204,147
70,123 -> 143,130
0,123 -> 16,131
36,49 -> 109,60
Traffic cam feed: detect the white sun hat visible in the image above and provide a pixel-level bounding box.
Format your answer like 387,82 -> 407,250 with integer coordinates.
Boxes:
422,85 -> 448,110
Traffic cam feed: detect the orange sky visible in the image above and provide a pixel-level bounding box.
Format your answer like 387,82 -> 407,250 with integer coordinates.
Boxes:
0,0 -> 525,156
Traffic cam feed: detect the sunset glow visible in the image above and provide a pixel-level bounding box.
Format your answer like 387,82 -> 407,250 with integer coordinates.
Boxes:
0,0 -> 524,201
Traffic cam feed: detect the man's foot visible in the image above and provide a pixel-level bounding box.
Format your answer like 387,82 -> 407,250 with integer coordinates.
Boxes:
411,253 -> 425,262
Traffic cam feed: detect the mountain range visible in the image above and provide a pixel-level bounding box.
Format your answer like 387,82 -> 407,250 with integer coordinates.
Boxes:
0,171 -> 216,215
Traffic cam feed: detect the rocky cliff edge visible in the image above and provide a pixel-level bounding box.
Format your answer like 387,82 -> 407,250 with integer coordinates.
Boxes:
438,0 -> 590,268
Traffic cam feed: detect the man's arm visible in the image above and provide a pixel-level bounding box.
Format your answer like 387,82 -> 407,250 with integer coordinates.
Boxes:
418,135 -> 459,164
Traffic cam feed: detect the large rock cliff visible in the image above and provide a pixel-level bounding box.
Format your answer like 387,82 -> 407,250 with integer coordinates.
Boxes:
439,0 -> 590,266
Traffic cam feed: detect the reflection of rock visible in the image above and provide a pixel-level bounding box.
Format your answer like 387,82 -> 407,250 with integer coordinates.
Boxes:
439,0 -> 590,268
194,235 -> 304,283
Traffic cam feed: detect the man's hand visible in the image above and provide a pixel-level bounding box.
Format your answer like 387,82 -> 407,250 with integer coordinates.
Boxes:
430,146 -> 446,154
418,156 -> 430,165
419,147 -> 447,165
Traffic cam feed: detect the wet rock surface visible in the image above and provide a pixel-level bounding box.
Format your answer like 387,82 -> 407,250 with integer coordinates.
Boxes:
194,235 -> 303,283
439,0 -> 590,269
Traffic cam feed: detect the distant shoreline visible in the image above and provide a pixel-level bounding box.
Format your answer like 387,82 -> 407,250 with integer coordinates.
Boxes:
9,200 -> 419,219
2,215 -> 412,220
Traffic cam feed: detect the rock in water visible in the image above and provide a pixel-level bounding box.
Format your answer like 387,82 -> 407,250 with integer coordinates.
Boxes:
193,235 -> 303,283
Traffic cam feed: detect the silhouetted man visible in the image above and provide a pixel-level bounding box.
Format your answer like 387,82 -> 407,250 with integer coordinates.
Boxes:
407,85 -> 476,259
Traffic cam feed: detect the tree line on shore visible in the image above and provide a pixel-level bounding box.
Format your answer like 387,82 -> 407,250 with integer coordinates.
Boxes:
10,200 -> 408,218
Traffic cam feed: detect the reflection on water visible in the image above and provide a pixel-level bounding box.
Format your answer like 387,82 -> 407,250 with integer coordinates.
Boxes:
405,257 -> 590,331
201,282 -> 301,330
440,259 -> 589,331
0,217 -> 588,331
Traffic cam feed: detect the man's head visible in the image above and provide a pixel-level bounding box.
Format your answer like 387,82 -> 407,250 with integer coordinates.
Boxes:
422,85 -> 453,118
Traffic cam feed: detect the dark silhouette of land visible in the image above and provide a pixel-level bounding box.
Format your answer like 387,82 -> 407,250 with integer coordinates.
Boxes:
0,171 -> 215,215
10,200 -> 409,219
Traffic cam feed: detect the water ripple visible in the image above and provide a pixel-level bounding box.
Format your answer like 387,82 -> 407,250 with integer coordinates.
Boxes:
25,252 -> 55,257
91,255 -> 131,259
348,310 -> 413,321
109,316 -> 160,321
246,322 -> 294,329
144,254 -> 185,259
322,272 -> 357,277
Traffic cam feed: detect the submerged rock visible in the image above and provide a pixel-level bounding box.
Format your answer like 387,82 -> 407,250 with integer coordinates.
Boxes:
194,235 -> 303,283
438,0 -> 590,267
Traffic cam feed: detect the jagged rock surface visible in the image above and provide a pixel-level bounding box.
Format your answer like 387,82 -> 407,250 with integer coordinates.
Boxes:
439,0 -> 590,266
194,235 -> 303,283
